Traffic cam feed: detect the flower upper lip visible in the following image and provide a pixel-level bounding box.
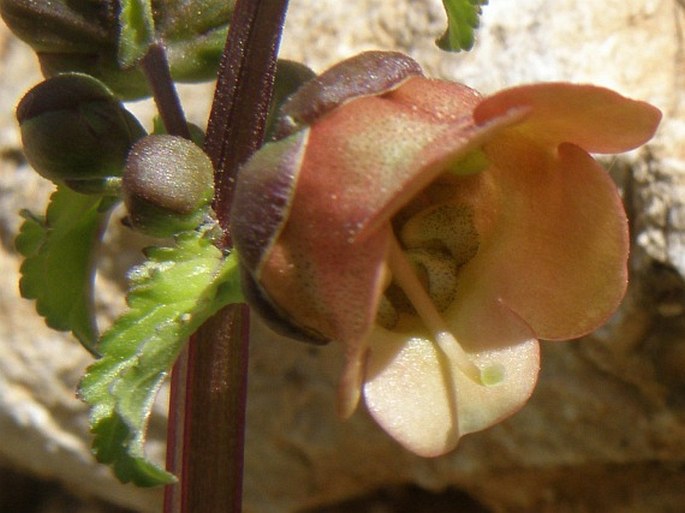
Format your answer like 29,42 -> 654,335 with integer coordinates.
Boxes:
355,104 -> 532,243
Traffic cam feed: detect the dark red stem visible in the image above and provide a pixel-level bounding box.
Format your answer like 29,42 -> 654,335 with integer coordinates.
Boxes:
204,0 -> 289,245
164,1 -> 289,512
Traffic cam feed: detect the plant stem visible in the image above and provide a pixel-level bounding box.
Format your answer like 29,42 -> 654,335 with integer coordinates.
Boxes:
180,306 -> 251,512
140,42 -> 191,140
164,1 -> 289,512
204,0 -> 290,245
163,345 -> 188,513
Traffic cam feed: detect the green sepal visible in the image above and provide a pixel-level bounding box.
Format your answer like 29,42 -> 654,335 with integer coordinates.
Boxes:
446,148 -> 489,176
118,0 -> 154,69
152,116 -> 206,147
15,186 -> 114,353
436,0 -> 487,52
0,0 -> 116,54
115,0 -> 235,92
78,229 -> 243,486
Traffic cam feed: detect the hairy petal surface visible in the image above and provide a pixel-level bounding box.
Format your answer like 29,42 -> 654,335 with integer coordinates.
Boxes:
257,80 -> 525,374
356,77 -> 528,239
235,57 -> 661,449
474,83 -> 662,153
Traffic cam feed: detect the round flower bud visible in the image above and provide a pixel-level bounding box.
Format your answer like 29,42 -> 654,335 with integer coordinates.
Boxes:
122,135 -> 215,237
17,73 -> 146,188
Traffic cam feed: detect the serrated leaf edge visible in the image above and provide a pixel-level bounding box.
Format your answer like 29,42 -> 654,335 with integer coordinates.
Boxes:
79,230 -> 242,486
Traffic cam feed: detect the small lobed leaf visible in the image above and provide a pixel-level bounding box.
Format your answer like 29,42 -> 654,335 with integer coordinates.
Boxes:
436,0 -> 488,52
78,229 -> 243,486
16,186 -> 113,352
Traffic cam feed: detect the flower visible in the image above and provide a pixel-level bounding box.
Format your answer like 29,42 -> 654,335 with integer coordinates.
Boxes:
231,52 -> 661,456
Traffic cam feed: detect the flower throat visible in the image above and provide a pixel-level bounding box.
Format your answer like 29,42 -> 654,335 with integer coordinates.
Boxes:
377,189 -> 488,384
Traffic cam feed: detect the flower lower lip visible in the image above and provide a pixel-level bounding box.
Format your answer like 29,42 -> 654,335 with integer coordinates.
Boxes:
386,234 -> 487,385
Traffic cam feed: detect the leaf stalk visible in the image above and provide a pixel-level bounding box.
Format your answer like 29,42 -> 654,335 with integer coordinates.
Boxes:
140,42 -> 192,139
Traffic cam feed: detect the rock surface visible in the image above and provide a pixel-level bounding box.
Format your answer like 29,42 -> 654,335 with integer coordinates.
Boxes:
1,1 -> 684,512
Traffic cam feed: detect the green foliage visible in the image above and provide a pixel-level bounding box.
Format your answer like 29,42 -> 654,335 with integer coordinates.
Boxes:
118,0 -> 155,69
152,116 -> 206,146
0,0 -> 234,99
78,230 -> 243,486
437,0 -> 487,52
15,186 -> 114,352
0,0 -> 115,54
159,0 -> 235,83
115,0 -> 236,92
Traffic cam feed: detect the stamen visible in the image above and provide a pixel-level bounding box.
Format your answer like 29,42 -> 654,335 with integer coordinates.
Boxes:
387,235 -> 483,384
337,350 -> 365,419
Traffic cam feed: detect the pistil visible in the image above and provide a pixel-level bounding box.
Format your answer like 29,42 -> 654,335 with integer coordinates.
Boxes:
387,235 -> 484,384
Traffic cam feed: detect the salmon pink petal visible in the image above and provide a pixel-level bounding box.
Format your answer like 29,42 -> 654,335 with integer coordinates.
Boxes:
299,81 -> 468,245
255,84 -> 505,344
453,135 -> 629,340
474,83 -> 661,154
249,80 -> 525,415
258,202 -> 391,353
363,299 -> 539,456
384,75 -> 481,121
233,127 -> 391,362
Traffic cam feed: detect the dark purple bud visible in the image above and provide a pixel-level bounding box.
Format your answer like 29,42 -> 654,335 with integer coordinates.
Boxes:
17,73 -> 145,187
123,135 -> 215,237
274,51 -> 423,139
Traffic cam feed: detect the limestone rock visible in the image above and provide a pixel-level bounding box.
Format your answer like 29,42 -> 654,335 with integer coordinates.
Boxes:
0,1 -> 684,512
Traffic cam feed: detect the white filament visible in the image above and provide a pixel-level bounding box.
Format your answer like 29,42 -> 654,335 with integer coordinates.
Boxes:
386,235 -> 483,384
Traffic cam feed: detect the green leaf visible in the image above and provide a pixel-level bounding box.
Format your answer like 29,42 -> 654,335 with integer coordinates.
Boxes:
16,186 -> 112,352
157,0 -> 234,82
118,0 -> 155,68
437,0 -> 487,52
78,230 -> 243,486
